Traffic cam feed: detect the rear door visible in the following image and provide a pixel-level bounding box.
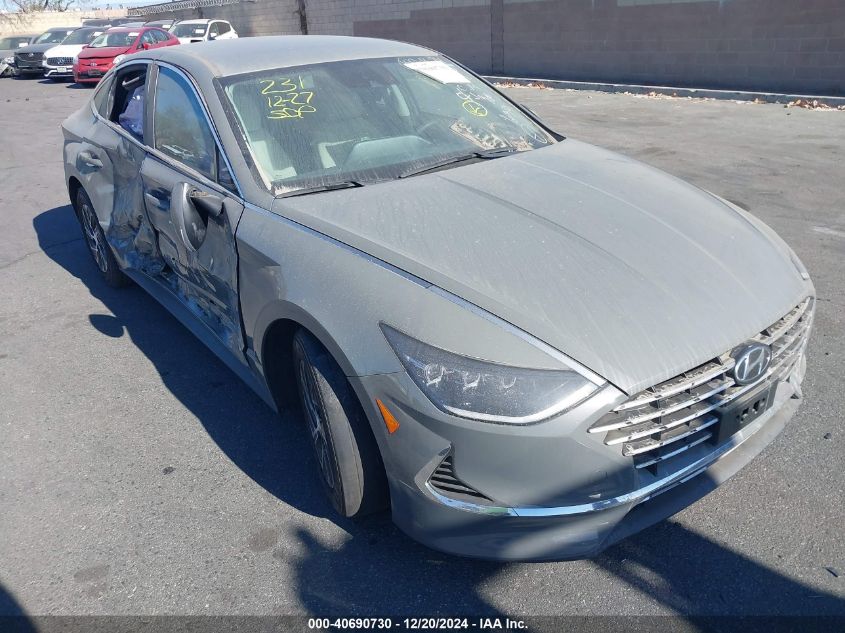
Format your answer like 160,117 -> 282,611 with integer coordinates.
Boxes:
141,63 -> 245,356
73,62 -> 164,273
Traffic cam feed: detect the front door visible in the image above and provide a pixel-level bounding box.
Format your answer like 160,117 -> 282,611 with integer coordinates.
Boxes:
141,64 -> 245,355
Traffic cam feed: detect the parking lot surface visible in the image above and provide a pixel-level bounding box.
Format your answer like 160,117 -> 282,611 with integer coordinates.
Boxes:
1,77 -> 843,618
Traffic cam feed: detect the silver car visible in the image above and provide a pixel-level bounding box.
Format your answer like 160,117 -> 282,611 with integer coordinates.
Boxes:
61,36 -> 814,561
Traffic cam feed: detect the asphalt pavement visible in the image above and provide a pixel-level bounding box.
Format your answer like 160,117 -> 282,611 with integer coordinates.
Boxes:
0,76 -> 843,619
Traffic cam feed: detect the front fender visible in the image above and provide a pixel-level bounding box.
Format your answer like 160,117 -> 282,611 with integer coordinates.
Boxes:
236,204 -> 568,382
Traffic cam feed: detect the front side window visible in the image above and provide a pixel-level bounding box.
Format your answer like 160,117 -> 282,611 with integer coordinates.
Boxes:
151,29 -> 169,43
217,22 -> 230,35
219,56 -> 554,195
138,31 -> 156,48
154,66 -> 216,180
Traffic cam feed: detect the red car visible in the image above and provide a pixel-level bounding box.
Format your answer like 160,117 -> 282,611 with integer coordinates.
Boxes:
74,26 -> 179,84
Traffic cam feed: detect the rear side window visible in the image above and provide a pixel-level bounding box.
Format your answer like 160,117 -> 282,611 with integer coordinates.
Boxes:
153,66 -> 216,180
92,74 -> 114,117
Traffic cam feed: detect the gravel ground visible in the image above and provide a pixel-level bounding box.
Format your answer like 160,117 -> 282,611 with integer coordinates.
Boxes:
0,76 -> 843,620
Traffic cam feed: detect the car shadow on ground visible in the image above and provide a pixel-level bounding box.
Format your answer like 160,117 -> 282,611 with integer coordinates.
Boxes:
33,204 -> 332,520
0,583 -> 37,632
32,204 -> 845,619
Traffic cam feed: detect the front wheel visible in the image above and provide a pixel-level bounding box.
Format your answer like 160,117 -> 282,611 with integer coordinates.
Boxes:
75,187 -> 130,288
293,329 -> 388,518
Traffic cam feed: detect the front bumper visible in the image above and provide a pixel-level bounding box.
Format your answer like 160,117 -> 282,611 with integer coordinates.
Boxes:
44,65 -> 73,78
12,61 -> 43,75
74,61 -> 113,83
353,351 -> 807,561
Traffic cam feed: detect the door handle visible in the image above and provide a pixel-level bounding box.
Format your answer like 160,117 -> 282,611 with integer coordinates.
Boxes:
79,150 -> 103,169
188,189 -> 224,218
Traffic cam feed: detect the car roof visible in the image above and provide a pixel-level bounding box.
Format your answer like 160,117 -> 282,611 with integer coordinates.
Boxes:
104,26 -> 150,33
176,19 -> 214,24
142,35 -> 434,78
45,26 -> 80,31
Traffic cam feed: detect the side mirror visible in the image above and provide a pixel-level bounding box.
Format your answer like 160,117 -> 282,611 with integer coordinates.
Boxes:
143,42 -> 152,50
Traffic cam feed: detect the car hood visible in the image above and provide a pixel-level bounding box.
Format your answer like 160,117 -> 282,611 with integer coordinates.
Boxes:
44,44 -> 85,58
78,45 -> 130,58
271,140 -> 809,394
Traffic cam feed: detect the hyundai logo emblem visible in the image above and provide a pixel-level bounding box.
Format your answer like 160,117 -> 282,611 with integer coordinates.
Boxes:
732,342 -> 772,385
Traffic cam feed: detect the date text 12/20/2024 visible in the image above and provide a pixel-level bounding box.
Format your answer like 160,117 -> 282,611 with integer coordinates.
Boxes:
308,618 -> 528,630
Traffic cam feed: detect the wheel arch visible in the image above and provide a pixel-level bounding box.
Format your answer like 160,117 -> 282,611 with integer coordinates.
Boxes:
68,176 -> 83,210
257,301 -> 361,413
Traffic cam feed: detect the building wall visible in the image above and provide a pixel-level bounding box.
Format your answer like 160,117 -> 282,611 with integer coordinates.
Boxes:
128,0 -> 845,96
0,9 -> 126,36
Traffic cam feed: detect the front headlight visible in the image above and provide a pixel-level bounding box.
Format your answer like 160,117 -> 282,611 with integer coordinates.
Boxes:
3,56 -> 13,65
112,54 -> 126,66
381,324 -> 601,424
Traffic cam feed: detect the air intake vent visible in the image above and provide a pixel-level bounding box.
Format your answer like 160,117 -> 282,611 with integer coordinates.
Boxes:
428,455 -> 493,504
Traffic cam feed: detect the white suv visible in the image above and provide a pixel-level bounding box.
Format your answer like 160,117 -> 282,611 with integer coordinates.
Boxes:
169,19 -> 237,44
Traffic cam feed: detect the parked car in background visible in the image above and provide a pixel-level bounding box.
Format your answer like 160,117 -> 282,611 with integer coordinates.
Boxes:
62,37 -> 814,561
11,27 -> 79,77
145,19 -> 177,30
0,34 -> 37,77
43,27 -> 105,81
74,26 -> 178,84
170,19 -> 236,44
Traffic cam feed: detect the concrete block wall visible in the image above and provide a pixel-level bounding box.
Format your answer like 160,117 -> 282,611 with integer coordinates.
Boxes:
126,0 -> 845,96
0,9 -> 126,37
499,0 -> 845,95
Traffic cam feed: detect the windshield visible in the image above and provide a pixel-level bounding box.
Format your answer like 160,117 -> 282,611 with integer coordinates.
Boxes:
1,37 -> 30,49
63,29 -> 100,45
34,30 -> 72,45
88,31 -> 138,48
171,24 -> 207,37
221,56 -> 555,194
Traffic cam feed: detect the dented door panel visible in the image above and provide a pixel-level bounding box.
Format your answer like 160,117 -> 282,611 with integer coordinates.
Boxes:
87,122 -> 165,275
140,154 -> 245,355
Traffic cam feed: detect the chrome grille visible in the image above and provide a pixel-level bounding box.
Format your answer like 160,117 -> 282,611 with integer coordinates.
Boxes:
46,57 -> 74,66
589,297 -> 813,468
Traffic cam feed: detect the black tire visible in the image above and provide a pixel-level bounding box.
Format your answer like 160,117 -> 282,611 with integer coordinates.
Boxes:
293,329 -> 388,518
75,187 -> 131,288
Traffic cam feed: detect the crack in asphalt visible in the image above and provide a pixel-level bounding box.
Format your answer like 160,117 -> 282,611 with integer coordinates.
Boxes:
0,236 -> 83,271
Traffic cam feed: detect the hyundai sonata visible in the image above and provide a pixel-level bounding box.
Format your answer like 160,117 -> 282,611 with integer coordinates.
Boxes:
61,36 -> 814,560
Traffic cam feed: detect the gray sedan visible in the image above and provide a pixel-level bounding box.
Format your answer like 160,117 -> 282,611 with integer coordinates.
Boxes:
61,36 -> 814,561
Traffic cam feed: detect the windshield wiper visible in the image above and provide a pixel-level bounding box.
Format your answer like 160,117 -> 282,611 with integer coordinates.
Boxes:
399,147 -> 519,179
278,180 -> 363,198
